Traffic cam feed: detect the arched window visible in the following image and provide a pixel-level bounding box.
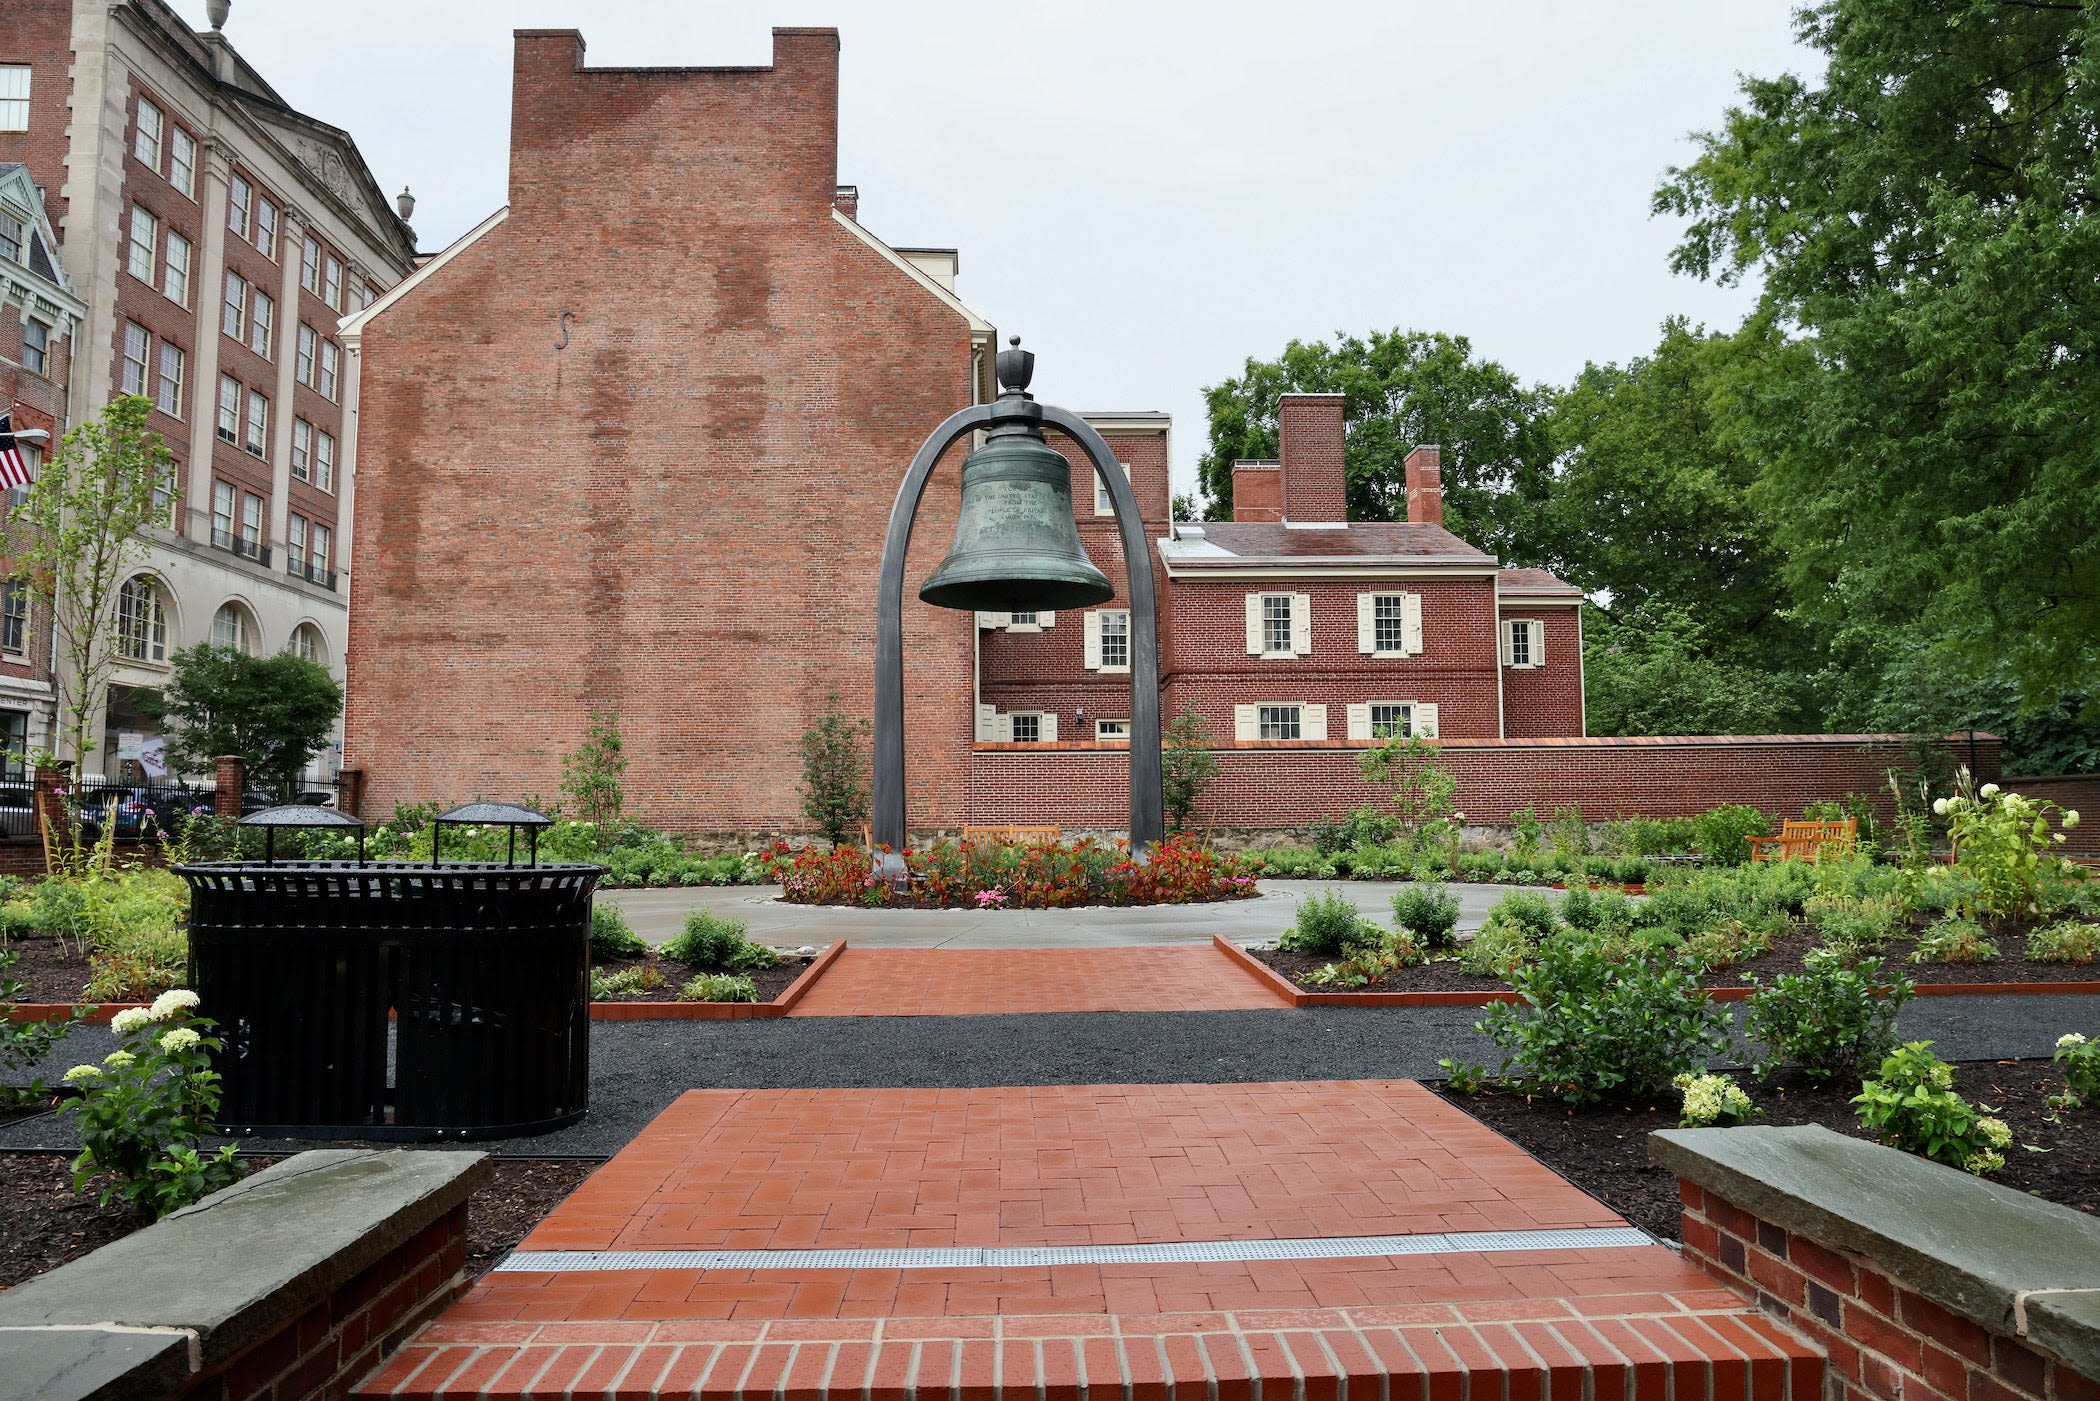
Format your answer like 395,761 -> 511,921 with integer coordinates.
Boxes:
116,576 -> 167,663
211,602 -> 254,654
288,622 -> 325,665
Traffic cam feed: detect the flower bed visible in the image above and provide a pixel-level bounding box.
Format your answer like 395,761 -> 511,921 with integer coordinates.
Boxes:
772,835 -> 1259,908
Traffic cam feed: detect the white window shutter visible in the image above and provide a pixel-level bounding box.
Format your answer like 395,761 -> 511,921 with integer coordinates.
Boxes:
1040,611 -> 1055,628
1040,712 -> 1058,742
1499,620 -> 1515,667
1234,704 -> 1258,742
1084,611 -> 1103,670
1414,702 -> 1439,738
976,611 -> 1008,629
1303,704 -> 1328,742
994,713 -> 1014,742
1356,594 -> 1374,654
976,703 -> 997,742
1291,593 -> 1312,655
1346,702 -> 1371,741
1529,619 -> 1544,668
1244,595 -> 1263,654
1403,592 -> 1424,655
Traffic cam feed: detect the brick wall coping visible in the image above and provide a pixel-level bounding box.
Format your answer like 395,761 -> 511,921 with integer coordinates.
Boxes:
973,731 -> 1982,754
0,1149 -> 492,1399
1650,1124 -> 2100,1380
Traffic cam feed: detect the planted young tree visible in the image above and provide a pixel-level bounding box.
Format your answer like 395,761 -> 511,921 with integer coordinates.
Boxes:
561,710 -> 627,827
151,644 -> 343,800
798,690 -> 869,846
1160,704 -> 1220,835
1359,733 -> 1457,839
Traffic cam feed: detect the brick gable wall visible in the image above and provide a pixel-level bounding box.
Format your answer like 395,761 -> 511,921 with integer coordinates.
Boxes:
1497,601 -> 1583,737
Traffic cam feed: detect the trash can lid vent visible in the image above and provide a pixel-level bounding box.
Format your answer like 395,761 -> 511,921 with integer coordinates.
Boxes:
434,802 -> 554,827
239,804 -> 364,828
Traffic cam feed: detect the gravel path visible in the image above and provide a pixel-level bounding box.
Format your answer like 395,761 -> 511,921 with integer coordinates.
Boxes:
3,993 -> 2091,1159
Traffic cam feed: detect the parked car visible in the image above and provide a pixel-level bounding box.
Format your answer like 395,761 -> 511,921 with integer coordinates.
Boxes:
76,786 -> 214,844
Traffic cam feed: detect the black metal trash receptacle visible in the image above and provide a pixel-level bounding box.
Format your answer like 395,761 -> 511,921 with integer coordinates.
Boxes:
176,858 -> 602,1139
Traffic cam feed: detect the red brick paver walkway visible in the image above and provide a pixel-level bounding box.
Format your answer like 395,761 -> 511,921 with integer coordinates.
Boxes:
787,947 -> 1288,1017
361,1082 -> 1818,1398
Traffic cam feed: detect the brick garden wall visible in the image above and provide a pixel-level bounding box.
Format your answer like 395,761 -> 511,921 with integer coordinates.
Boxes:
966,733 -> 2000,830
2004,775 -> 2100,858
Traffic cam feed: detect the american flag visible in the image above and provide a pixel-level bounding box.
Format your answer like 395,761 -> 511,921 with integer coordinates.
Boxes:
0,413 -> 29,492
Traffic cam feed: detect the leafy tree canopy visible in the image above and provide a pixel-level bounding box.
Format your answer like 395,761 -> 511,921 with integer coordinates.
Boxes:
148,645 -> 343,799
1582,603 -> 1802,738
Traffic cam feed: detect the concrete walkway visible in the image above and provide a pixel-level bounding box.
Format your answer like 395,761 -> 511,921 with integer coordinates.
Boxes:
598,879 -> 1539,950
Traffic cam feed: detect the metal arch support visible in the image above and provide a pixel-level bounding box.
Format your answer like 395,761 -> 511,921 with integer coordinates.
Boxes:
870,398 -> 1166,859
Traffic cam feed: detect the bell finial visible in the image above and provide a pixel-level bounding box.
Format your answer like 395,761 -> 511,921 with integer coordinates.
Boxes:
996,335 -> 1034,395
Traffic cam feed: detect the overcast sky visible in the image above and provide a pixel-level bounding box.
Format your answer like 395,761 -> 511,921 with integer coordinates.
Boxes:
174,1 -> 1817,494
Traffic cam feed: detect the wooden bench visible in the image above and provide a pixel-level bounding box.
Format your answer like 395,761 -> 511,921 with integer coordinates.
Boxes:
960,825 -> 1063,848
1747,818 -> 1857,864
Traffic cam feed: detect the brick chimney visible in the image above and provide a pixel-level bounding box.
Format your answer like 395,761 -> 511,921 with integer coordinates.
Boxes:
1231,462 -> 1284,522
1404,445 -> 1444,526
1276,393 -> 1348,522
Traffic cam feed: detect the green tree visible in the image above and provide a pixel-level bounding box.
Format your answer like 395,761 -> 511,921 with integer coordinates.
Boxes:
561,710 -> 626,826
1655,0 -> 2100,716
1198,329 -> 1556,559
3,395 -> 172,772
1582,603 -> 1799,738
798,691 -> 869,845
151,644 -> 343,798
1358,734 -> 1457,836
1160,704 -> 1221,835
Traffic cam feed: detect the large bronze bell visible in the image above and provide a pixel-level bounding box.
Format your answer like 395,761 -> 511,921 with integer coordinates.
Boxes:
918,422 -> 1115,612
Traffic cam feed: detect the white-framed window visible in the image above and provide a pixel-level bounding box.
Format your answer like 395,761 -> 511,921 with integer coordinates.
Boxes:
1259,705 -> 1300,740
1096,718 -> 1130,742
976,610 -> 1054,631
310,523 -> 331,578
222,270 -> 247,339
1009,712 -> 1041,744
162,229 -> 191,305
300,235 -> 321,294
242,390 -> 268,456
1245,592 -> 1311,657
361,282 -> 378,309
0,65 -> 30,132
289,622 -> 324,664
1264,595 -> 1291,653
288,512 -> 307,570
133,97 -> 163,168
1349,701 -> 1440,741
1093,459 -> 1129,516
0,579 -> 26,654
211,480 -> 235,546
291,418 -> 311,482
120,323 -> 151,396
0,211 -> 20,262
215,375 -> 240,442
1371,703 -> 1411,739
318,340 -> 340,401
239,491 -> 262,555
295,323 -> 316,385
1235,702 -> 1328,742
313,429 -> 336,492
1084,608 -> 1130,672
21,319 -> 48,375
323,254 -> 343,311
150,463 -> 175,527
249,289 -> 274,357
155,341 -> 184,418
1007,610 -> 1038,628
126,206 -> 157,282
116,576 -> 167,663
168,127 -> 195,198
1501,618 -> 1545,669
1358,591 -> 1424,657
228,174 -> 252,237
975,707 -> 1056,743
212,601 -> 253,653
255,197 -> 278,257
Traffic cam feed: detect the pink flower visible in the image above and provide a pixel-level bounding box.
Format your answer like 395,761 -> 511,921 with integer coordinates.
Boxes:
975,888 -> 1009,907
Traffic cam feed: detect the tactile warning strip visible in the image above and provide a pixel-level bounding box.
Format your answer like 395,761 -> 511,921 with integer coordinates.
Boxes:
494,1225 -> 1655,1273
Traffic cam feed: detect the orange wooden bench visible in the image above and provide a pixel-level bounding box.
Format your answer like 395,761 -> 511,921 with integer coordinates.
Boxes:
960,825 -> 1063,848
1747,818 -> 1857,864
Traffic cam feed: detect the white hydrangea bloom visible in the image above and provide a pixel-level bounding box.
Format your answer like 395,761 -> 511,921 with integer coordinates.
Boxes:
62,1064 -> 101,1084
110,1007 -> 153,1033
102,1049 -> 135,1069
2059,1033 -> 2089,1049
2065,810 -> 2081,829
1980,782 -> 2001,797
158,1027 -> 202,1054
149,989 -> 200,1018
1932,797 -> 1950,816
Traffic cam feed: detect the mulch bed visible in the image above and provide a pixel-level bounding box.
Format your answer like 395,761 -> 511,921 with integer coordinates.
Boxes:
1252,945 -> 1507,994
0,1150 -> 602,1289
591,952 -> 813,1004
2,935 -> 106,1005
1439,1059 -> 2098,1245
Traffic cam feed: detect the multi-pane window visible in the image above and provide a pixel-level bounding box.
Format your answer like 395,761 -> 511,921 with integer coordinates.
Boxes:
215,375 -> 240,442
211,480 -> 235,546
1093,460 -> 1128,516
116,577 -> 167,663
1008,610 -> 1036,626
228,174 -> 251,237
127,207 -> 157,281
291,418 -> 311,481
322,254 -> 343,311
21,319 -> 47,375
134,98 -> 163,167
240,492 -> 263,554
287,512 -> 307,570
361,283 -> 378,309
290,623 -> 323,664
254,197 -> 278,256
0,709 -> 24,779
155,342 -> 184,418
1,580 -> 26,654
168,128 -> 195,198
1100,609 -> 1130,669
121,323 -> 151,395
1010,713 -> 1040,743
318,340 -> 339,400
295,323 -> 316,385
1096,718 -> 1130,741
243,389 -> 268,456
151,464 -> 176,527
1373,595 -> 1408,653
222,270 -> 247,338
1369,703 -> 1412,740
313,429 -> 336,492
300,235 -> 320,293
0,211 -> 21,261
212,602 -> 252,653
1258,705 -> 1302,741
162,230 -> 191,304
249,289 -> 273,357
1503,618 -> 1540,668
0,66 -> 29,132
1262,595 -> 1293,654
310,523 -> 331,579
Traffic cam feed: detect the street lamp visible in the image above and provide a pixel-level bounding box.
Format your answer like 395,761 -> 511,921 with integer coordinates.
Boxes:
871,338 -> 1163,873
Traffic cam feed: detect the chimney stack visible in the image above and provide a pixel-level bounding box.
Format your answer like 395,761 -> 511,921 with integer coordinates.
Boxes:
1276,393 -> 1348,522
1231,462 -> 1283,522
1405,445 -> 1444,526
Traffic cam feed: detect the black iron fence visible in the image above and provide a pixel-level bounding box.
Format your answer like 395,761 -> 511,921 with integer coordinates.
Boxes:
0,776 -> 220,843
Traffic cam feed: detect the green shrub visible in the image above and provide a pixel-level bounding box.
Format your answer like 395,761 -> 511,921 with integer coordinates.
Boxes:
1911,916 -> 1997,965
1806,893 -> 1901,949
1390,884 -> 1461,949
1854,1042 -> 2011,1175
662,911 -> 778,970
2053,1032 -> 2097,1109
590,963 -> 668,998
682,972 -> 759,1003
1675,1072 -> 1755,1128
1256,846 -> 1335,880
1940,784 -> 2077,920
1559,884 -> 1638,936
590,902 -> 649,960
1471,934 -> 1730,1103
2029,921 -> 2099,964
1336,844 -> 1409,880
1279,889 -> 1365,956
1454,850 -> 1506,883
1459,890 -> 1560,977
1303,929 -> 1427,988
1744,948 -> 1913,1081
1677,919 -> 1776,971
1692,805 -> 1772,867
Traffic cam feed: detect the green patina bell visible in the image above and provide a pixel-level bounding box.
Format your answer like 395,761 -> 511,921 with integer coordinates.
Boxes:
918,423 -> 1115,612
